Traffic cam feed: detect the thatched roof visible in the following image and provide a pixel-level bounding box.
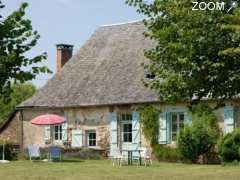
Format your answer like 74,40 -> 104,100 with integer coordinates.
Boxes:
19,21 -> 159,108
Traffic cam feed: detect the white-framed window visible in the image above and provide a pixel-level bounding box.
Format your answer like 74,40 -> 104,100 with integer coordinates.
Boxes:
54,124 -> 62,141
122,122 -> 132,143
171,113 -> 184,142
120,113 -> 133,143
87,131 -> 96,147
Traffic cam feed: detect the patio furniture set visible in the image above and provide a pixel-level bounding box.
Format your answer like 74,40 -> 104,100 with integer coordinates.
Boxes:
112,147 -> 152,166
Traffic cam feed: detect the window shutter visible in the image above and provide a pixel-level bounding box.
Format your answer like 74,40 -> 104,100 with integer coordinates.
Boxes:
184,111 -> 192,124
71,130 -> 83,148
110,112 -> 118,156
159,112 -> 168,144
62,123 -> 68,142
166,112 -> 171,144
224,106 -> 234,134
44,125 -> 51,143
132,111 -> 140,145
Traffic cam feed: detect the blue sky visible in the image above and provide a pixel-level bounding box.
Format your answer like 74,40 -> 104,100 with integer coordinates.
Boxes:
2,0 -> 143,87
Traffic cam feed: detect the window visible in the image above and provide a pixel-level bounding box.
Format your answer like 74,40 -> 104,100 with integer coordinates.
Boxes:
119,113 -> 133,143
54,125 -> 62,141
87,131 -> 96,147
122,123 -> 132,142
171,113 -> 184,141
119,114 -> 132,121
146,73 -> 155,80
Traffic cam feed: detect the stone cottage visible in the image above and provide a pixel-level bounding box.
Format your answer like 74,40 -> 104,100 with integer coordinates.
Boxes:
14,21 -> 238,156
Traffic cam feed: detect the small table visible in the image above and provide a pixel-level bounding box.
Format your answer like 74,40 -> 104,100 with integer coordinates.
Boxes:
121,149 -> 143,165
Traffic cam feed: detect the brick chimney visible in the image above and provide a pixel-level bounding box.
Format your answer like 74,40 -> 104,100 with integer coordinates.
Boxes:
56,44 -> 74,73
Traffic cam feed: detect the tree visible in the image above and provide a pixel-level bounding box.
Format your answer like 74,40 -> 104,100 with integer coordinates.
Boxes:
0,1 -> 51,99
126,0 -> 240,105
0,83 -> 36,126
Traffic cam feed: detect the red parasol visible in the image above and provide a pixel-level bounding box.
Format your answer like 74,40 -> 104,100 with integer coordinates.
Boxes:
31,114 -> 66,125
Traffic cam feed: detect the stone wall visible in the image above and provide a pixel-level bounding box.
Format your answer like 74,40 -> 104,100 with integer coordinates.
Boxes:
0,111 -> 21,144
97,126 -> 109,148
21,108 -> 63,148
21,107 -> 111,149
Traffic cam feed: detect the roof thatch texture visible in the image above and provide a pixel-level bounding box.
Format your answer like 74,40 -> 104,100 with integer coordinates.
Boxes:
20,21 -> 159,108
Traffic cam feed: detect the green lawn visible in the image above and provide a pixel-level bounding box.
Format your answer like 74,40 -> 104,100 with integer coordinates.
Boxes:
0,160 -> 240,180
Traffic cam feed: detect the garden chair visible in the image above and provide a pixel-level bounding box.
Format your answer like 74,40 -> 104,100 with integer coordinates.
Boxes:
49,146 -> 61,161
112,149 -> 125,166
137,147 -> 152,166
28,145 -> 41,161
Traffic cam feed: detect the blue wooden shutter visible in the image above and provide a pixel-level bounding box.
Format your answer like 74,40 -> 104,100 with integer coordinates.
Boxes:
166,112 -> 171,144
71,130 -> 83,148
132,111 -> 140,145
44,125 -> 51,143
62,123 -> 68,142
110,112 -> 118,156
224,106 -> 234,134
184,111 -> 192,124
159,112 -> 168,144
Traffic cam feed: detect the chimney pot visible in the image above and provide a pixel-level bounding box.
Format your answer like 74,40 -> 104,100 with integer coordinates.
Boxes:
56,44 -> 74,73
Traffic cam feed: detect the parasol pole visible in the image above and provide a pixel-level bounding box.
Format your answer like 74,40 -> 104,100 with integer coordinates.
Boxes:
0,139 -> 9,163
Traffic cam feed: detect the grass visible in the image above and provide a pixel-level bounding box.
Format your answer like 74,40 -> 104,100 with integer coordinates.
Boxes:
0,160 -> 240,180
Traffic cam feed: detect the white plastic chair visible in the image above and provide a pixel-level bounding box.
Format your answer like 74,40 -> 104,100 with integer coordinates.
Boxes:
28,145 -> 41,161
138,147 -> 152,166
112,149 -> 125,166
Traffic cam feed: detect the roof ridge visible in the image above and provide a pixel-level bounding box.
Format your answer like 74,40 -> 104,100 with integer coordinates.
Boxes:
99,19 -> 143,27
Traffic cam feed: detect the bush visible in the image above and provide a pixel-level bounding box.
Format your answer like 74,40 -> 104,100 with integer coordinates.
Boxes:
21,147 -> 105,160
0,140 -> 18,160
153,144 -> 184,162
177,104 -> 221,163
177,125 -> 198,162
17,151 -> 29,160
63,148 -> 104,160
218,129 -> 240,163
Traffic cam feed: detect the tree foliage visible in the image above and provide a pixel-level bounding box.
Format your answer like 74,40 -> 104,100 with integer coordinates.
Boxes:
0,1 -> 51,99
0,83 -> 36,127
126,0 -> 240,105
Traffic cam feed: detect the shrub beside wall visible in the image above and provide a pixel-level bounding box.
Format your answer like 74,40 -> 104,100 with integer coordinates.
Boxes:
153,144 -> 184,162
21,147 -> 105,160
177,104 -> 221,164
218,129 -> 240,163
63,148 -> 104,160
0,140 -> 18,160
139,104 -> 222,164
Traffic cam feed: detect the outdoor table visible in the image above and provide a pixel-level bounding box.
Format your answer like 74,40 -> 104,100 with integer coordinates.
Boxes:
121,149 -> 143,165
